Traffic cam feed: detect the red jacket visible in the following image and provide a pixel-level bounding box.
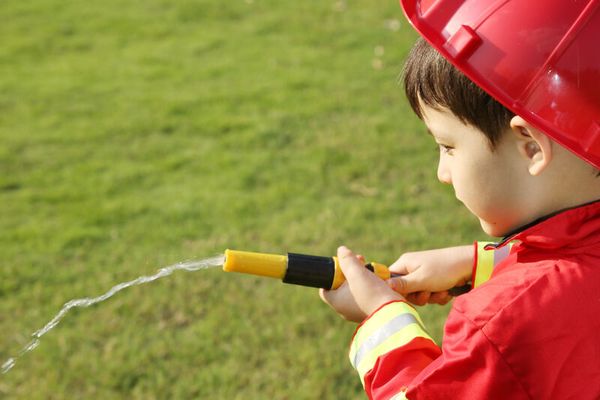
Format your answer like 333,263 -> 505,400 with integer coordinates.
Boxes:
350,201 -> 600,399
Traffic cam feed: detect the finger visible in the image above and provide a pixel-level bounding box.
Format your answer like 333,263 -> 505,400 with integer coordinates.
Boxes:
337,246 -> 371,282
414,291 -> 431,306
388,259 -> 410,276
388,276 -> 409,294
387,269 -> 426,294
320,285 -> 343,306
404,293 -> 423,306
430,292 -> 452,306
356,254 -> 366,263
319,284 -> 365,322
339,246 -> 391,295
428,291 -> 450,305
437,296 -> 452,306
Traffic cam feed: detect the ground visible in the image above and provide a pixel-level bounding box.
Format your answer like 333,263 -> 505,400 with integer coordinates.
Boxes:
0,1 -> 482,398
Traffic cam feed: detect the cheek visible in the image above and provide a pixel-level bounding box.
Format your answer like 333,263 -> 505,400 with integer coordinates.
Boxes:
454,158 -> 514,216
463,171 -> 523,234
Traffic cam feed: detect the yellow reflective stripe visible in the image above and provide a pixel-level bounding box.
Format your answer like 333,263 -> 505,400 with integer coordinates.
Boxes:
349,302 -> 424,365
348,303 -> 434,386
352,312 -> 422,369
390,391 -> 409,400
474,241 -> 494,288
355,323 -> 434,385
474,241 -> 514,288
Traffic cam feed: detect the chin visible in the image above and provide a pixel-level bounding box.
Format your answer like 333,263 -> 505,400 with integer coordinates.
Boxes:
479,220 -> 509,238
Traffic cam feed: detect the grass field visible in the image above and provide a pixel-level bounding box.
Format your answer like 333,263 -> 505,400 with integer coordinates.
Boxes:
0,1 -> 484,398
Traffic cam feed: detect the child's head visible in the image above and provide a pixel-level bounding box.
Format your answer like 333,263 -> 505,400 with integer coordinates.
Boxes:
402,38 -> 600,237
399,0 -> 600,237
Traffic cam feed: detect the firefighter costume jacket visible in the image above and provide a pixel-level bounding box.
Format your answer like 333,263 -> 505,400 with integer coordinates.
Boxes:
349,201 -> 600,399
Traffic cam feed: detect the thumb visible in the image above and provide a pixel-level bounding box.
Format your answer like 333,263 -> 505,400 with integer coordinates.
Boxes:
337,246 -> 371,283
388,269 -> 427,294
337,246 -> 388,295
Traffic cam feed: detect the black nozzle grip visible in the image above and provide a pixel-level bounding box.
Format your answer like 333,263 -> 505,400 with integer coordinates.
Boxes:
283,253 -> 335,289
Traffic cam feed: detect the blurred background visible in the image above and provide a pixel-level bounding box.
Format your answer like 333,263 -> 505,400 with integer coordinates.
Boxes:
0,0 -> 483,398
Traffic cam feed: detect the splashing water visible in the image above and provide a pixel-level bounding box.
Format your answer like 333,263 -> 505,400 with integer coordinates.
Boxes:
1,255 -> 224,375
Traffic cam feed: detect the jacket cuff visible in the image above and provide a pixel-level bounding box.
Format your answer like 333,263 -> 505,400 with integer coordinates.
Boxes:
349,301 -> 434,386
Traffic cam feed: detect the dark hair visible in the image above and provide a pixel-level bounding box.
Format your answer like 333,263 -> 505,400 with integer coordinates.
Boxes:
403,38 -> 514,148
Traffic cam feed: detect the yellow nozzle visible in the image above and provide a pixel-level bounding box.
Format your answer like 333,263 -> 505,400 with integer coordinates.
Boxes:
224,249 -> 393,290
223,249 -> 288,279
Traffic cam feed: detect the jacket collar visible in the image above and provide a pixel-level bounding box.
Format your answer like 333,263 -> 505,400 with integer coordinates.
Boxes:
487,199 -> 600,250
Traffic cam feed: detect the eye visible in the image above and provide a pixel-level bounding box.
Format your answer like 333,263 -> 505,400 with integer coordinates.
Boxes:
437,143 -> 454,155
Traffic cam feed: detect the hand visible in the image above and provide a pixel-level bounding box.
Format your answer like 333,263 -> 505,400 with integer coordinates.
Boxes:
387,245 -> 473,306
320,246 -> 405,322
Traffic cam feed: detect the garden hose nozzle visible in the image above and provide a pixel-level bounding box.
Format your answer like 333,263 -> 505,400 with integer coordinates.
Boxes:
223,249 -> 390,290
223,249 -> 472,295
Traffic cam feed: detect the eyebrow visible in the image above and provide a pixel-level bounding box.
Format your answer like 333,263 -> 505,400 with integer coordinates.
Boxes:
426,128 -> 451,143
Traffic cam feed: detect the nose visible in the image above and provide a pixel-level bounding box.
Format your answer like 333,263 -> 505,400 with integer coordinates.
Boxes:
437,158 -> 452,185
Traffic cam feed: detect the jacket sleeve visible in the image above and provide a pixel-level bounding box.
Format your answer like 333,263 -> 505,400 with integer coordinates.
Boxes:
350,300 -> 529,400
471,241 -> 513,288
349,301 -> 440,399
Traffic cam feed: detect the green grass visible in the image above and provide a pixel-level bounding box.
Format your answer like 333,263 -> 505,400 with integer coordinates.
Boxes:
0,1 -> 484,398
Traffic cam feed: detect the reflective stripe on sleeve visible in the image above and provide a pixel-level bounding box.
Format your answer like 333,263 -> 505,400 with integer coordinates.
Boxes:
473,241 -> 513,288
349,302 -> 434,385
473,242 -> 494,288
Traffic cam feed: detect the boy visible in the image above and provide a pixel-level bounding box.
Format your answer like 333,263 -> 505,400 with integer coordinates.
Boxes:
320,1 -> 600,399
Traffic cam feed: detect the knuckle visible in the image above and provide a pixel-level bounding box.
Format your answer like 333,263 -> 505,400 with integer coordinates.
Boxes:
394,278 -> 407,292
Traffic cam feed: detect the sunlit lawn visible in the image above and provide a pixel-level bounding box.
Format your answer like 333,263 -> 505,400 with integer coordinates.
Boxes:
0,1 -> 483,398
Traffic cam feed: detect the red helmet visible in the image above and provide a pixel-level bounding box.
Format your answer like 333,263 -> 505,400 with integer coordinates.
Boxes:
400,0 -> 600,168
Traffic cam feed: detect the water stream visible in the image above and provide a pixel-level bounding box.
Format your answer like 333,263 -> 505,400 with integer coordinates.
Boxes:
1,255 -> 225,375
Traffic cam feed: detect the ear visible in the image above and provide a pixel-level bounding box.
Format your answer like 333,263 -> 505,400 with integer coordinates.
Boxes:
510,116 -> 553,176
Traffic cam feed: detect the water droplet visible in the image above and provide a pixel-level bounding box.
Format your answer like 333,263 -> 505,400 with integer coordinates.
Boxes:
25,339 -> 40,352
1,358 -> 16,374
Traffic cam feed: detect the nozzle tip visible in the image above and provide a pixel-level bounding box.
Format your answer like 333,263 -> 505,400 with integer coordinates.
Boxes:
221,249 -> 287,278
